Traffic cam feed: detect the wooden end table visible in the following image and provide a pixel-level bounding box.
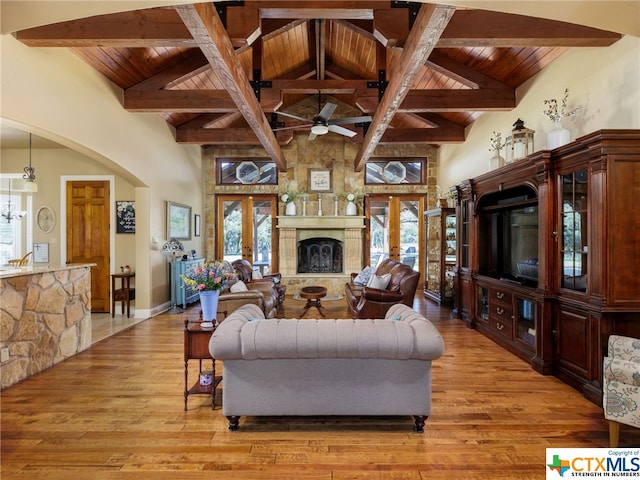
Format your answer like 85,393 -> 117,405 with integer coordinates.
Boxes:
111,273 -> 135,318
299,286 -> 327,317
183,317 -> 222,411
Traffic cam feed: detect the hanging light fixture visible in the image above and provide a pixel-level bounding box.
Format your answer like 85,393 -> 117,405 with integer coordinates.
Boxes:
1,178 -> 27,223
22,133 -> 38,193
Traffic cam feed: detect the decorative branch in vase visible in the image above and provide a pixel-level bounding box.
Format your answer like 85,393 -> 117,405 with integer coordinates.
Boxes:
543,88 -> 582,149
488,131 -> 506,169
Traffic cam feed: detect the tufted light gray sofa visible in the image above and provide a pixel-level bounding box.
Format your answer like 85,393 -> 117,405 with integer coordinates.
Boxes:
209,303 -> 444,432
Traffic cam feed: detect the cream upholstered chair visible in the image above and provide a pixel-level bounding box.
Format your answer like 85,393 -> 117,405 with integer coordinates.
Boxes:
603,335 -> 640,447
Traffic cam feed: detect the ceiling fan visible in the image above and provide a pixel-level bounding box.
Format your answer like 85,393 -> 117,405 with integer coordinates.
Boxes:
274,94 -> 371,140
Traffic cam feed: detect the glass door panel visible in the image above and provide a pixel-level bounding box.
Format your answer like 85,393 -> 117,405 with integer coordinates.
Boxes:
366,195 -> 424,281
369,199 -> 390,268
560,169 -> 588,292
217,195 -> 278,275
516,297 -> 536,348
399,199 -> 420,270
252,200 -> 275,275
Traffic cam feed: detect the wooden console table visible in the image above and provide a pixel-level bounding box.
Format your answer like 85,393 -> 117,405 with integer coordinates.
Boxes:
111,272 -> 135,318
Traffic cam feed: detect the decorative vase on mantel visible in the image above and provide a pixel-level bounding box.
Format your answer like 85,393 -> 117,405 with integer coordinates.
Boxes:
346,201 -> 357,216
490,153 -> 505,170
285,202 -> 296,216
199,290 -> 220,327
547,119 -> 571,150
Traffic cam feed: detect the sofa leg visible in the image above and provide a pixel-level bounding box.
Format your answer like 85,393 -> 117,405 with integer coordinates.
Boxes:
227,416 -> 240,431
413,415 -> 427,433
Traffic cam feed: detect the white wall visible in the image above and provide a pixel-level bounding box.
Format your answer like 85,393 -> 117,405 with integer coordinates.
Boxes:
438,34 -> 640,189
0,32 -> 204,316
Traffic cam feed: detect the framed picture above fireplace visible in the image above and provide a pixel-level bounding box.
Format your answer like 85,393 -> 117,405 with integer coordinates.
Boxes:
308,169 -> 332,193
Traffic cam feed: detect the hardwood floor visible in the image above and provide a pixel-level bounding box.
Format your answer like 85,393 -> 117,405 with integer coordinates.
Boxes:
2,294 -> 639,479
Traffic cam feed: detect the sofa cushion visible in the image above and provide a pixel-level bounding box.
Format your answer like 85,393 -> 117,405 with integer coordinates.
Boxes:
353,265 -> 374,286
367,273 -> 391,289
230,280 -> 248,292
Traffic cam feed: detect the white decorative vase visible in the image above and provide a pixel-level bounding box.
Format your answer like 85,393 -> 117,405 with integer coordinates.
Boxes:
547,119 -> 570,150
285,202 -> 296,216
199,290 -> 220,326
346,201 -> 357,216
490,153 -> 505,170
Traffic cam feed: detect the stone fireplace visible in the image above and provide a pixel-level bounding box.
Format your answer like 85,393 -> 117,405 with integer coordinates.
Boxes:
278,215 -> 365,296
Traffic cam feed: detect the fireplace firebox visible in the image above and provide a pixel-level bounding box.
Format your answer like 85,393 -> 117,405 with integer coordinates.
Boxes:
297,238 -> 343,273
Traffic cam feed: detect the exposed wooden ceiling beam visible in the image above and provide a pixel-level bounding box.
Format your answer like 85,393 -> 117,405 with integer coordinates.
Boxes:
177,127 -> 294,145
356,88 -> 515,113
175,125 -> 463,145
14,9 -> 196,48
426,51 -> 511,90
439,10 -> 622,48
380,127 -> 465,144
16,6 -> 620,50
175,3 -> 286,171
128,52 -> 211,91
354,4 -> 455,171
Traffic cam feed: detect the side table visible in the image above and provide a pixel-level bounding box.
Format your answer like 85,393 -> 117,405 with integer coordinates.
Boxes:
111,273 -> 135,318
183,317 -> 223,411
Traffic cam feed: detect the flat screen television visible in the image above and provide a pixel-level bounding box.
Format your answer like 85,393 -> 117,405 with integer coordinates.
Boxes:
477,186 -> 539,287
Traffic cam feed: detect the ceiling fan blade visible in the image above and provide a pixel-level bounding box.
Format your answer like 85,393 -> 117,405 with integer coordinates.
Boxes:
328,124 -> 357,138
316,102 -> 337,122
275,111 -> 313,123
308,131 -> 318,141
272,125 -> 309,132
329,115 -> 372,126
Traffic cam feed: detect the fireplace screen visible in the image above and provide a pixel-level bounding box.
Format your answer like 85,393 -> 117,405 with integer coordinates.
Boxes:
297,238 -> 343,273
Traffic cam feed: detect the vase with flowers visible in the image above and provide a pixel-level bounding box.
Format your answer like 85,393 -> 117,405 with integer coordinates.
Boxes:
488,131 -> 506,169
342,191 -> 364,215
181,261 -> 236,326
543,88 -> 582,149
280,188 -> 299,215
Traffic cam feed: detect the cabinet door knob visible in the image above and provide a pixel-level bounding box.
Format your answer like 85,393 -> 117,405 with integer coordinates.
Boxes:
497,307 -> 504,315
497,322 -> 504,331
496,292 -> 504,299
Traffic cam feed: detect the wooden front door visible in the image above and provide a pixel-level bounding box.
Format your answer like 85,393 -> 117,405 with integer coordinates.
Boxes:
66,181 -> 110,312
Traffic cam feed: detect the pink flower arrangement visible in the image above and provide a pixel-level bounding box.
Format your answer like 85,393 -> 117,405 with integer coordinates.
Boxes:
181,261 -> 236,291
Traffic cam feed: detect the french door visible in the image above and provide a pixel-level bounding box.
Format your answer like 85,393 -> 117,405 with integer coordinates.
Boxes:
365,195 -> 424,281
215,195 -> 278,275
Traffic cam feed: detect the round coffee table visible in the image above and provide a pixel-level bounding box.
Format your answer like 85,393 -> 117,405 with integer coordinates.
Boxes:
299,286 -> 327,317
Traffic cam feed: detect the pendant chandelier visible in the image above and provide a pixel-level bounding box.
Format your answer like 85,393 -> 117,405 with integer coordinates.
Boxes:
22,133 -> 38,193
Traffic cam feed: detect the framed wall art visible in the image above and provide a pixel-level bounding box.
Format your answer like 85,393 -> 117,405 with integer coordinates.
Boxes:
115,201 -> 135,234
167,201 -> 192,240
308,169 -> 332,193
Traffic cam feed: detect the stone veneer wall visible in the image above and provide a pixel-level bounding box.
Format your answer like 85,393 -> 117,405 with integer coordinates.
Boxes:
0,266 -> 92,389
202,97 -> 440,270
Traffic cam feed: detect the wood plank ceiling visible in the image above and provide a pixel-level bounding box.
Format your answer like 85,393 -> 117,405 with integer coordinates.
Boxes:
14,1 -> 622,171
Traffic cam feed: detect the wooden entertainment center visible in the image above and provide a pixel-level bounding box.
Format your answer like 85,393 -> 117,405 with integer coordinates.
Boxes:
454,130 -> 640,404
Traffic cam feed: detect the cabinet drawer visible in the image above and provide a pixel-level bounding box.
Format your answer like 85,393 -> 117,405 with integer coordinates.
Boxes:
490,316 -> 513,339
491,303 -> 513,321
489,287 -> 512,307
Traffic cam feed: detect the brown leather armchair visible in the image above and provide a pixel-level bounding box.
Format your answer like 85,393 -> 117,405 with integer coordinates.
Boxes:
216,260 -> 278,319
344,258 -> 420,319
231,259 -> 286,305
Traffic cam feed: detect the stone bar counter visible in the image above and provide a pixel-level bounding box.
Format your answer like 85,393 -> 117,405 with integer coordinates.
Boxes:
0,264 -> 94,389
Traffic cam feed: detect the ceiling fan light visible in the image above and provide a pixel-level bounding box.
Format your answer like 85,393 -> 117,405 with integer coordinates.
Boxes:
311,124 -> 329,135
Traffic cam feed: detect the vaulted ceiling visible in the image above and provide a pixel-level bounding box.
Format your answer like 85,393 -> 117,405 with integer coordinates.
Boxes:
12,1 -> 622,171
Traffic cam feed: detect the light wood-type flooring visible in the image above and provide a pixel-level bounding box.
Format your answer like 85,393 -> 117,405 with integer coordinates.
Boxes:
2,294 -> 640,479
